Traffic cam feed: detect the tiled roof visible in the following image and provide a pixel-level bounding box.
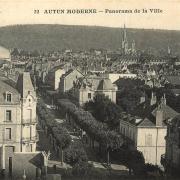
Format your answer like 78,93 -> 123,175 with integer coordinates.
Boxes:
16,72 -> 36,98
0,79 -> 20,104
77,76 -> 116,92
49,64 -> 65,73
97,79 -> 115,90
137,118 -> 155,127
171,114 -> 180,127
61,69 -> 84,79
151,104 -> 179,120
132,100 -> 157,121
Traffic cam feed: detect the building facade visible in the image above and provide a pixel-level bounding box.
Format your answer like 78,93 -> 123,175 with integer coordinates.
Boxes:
0,72 -> 38,171
120,95 -> 178,166
120,116 -> 167,166
59,69 -> 84,92
45,66 -> 65,90
73,76 -> 117,105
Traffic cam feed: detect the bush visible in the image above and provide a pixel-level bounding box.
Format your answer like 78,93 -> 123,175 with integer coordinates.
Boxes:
72,161 -> 93,176
144,163 -> 163,175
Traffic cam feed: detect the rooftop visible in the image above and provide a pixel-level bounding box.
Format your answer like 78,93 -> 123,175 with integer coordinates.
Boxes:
16,72 -> 36,98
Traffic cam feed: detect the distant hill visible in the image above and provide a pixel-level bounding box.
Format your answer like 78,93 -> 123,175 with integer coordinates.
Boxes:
0,24 -> 180,55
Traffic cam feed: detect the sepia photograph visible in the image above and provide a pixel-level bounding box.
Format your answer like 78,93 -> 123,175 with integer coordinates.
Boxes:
0,0 -> 180,179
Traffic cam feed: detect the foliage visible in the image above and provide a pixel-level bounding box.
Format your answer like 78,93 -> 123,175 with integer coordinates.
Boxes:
52,125 -> 71,150
110,148 -> 145,175
72,161 -> 93,176
65,141 -> 88,166
115,79 -> 145,113
58,99 -> 124,149
144,163 -> 163,173
2,24 -> 180,56
37,99 -> 71,150
84,94 -> 122,128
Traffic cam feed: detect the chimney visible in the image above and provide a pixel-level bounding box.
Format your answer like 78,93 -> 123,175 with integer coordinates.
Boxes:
161,93 -> 166,105
150,92 -> 157,106
156,105 -> 164,126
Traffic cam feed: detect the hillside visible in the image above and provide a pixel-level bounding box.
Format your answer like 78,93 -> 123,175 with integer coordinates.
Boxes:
0,24 -> 180,55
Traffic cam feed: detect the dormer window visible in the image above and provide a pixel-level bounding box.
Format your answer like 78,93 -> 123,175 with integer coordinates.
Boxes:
6,93 -> 12,102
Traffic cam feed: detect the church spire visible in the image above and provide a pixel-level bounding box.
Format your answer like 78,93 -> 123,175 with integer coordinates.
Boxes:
122,24 -> 128,54
168,46 -> 171,55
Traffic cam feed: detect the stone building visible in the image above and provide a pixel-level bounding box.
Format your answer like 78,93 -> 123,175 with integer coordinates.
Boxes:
73,76 -> 117,105
59,69 -> 84,93
120,94 -> 178,166
45,65 -> 65,90
0,72 -> 38,172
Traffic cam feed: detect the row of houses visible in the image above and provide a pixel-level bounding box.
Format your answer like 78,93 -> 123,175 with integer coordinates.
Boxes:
43,67 -> 118,105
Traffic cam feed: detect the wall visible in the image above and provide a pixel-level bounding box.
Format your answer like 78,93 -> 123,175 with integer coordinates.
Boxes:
61,70 -> 84,92
119,120 -> 137,145
108,73 -> 137,83
137,127 -> 167,166
0,104 -> 21,152
22,94 -> 37,152
54,69 -> 65,90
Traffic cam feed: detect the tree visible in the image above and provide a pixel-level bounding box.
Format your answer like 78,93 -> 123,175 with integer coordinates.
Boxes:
84,94 -> 122,128
37,98 -> 72,165
110,148 -> 145,175
72,161 -> 93,177
52,125 -> 71,165
65,141 -> 88,166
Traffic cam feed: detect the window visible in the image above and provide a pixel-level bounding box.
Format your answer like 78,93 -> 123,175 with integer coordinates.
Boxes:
88,93 -> 91,99
5,128 -> 11,140
145,134 -> 152,146
6,93 -> 12,102
6,110 -> 12,121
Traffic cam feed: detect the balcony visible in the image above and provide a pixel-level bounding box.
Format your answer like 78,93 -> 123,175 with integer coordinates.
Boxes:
22,119 -> 37,126
21,136 -> 38,144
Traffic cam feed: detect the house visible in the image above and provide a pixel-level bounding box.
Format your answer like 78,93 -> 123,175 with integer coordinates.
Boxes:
162,115 -> 180,175
0,72 -> 38,173
120,93 -> 179,166
59,69 -> 84,92
73,76 -> 117,105
45,65 -> 65,90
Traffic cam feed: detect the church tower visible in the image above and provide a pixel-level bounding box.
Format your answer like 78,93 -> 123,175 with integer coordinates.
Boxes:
122,24 -> 128,55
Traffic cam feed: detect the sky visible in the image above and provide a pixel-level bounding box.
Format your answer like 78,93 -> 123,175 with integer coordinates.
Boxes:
0,0 -> 180,30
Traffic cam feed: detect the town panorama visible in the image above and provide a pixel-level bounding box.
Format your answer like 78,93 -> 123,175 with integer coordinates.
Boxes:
0,24 -> 180,179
